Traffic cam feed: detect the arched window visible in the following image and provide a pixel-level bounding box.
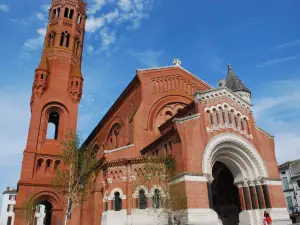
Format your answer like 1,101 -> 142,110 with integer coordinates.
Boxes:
165,111 -> 173,120
65,33 -> 70,48
215,109 -> 220,126
91,145 -> 99,160
108,123 -> 121,149
241,118 -> 245,132
54,160 -> 60,171
37,159 -> 44,169
114,192 -> 122,211
60,32 -> 65,46
152,189 -> 161,209
69,9 -> 74,19
235,115 -> 239,129
47,32 -> 56,47
46,159 -> 52,168
228,110 -> 233,125
52,8 -> 60,19
168,141 -> 172,154
222,110 -> 226,124
41,74 -> 44,79
60,31 -> 70,48
64,7 -> 69,18
76,81 -> 78,87
46,112 -> 59,140
74,37 -> 80,53
164,144 -> 168,154
138,189 -> 147,209
209,112 -> 214,127
77,14 -> 82,24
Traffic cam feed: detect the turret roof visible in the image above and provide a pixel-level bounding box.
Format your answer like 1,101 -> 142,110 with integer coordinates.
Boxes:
225,64 -> 250,93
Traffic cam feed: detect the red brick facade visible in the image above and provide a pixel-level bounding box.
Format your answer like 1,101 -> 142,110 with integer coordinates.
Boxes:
14,0 -> 290,225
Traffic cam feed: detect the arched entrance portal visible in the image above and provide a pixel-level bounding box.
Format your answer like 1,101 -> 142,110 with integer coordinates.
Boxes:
33,200 -> 53,225
212,161 -> 241,225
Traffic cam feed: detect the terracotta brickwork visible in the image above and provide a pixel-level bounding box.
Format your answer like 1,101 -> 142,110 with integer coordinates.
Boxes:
15,0 -> 87,224
14,0 -> 289,224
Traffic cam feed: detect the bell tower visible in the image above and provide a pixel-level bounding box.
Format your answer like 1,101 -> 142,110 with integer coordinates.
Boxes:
15,0 -> 87,224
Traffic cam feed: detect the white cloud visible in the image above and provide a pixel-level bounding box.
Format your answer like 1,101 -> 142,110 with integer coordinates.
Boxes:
23,27 -> 47,51
256,55 -> 300,68
118,0 -> 132,11
0,4 -> 10,12
104,9 -> 119,23
86,0 -> 154,54
96,27 -> 116,54
88,0 -> 107,15
87,44 -> 94,55
19,52 -> 31,60
86,16 -> 105,32
129,49 -> 163,67
253,79 -> 300,164
36,12 -> 46,21
271,39 -> 300,51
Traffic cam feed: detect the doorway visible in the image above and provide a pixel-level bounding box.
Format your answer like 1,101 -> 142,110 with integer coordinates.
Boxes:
211,161 -> 241,225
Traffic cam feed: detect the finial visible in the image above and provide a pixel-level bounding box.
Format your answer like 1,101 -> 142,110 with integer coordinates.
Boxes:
173,58 -> 182,67
228,64 -> 232,71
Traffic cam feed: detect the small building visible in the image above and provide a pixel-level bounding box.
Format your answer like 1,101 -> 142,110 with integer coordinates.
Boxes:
0,187 -> 17,225
279,160 -> 300,223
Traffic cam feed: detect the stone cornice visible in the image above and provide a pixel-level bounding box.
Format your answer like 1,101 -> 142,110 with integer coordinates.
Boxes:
194,87 -> 252,111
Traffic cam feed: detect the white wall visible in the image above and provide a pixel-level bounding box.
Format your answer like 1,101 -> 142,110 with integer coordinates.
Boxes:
0,192 -> 16,225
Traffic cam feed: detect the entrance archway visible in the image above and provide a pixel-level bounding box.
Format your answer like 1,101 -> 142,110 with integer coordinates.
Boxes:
212,161 -> 241,225
34,200 -> 53,225
203,133 -> 269,224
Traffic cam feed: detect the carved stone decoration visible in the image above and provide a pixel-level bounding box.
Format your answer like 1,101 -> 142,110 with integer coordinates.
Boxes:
154,102 -> 187,128
150,75 -> 202,95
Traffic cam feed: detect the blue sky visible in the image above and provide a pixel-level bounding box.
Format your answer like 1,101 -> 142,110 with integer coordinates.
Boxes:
0,0 -> 300,206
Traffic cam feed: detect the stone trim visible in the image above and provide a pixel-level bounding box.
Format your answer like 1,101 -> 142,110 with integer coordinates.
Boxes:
104,144 -> 134,154
202,132 -> 269,181
169,174 -> 207,185
194,87 -> 252,111
172,113 -> 200,124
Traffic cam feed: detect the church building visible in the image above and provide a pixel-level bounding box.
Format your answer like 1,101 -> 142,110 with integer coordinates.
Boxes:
14,0 -> 291,224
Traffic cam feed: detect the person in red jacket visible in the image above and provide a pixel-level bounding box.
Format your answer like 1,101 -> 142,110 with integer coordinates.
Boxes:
264,211 -> 272,225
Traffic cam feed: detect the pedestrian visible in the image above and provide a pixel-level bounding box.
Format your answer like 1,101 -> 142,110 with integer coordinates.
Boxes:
263,211 -> 272,225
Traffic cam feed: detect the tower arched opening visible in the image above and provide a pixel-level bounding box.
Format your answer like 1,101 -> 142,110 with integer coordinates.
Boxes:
46,112 -> 59,140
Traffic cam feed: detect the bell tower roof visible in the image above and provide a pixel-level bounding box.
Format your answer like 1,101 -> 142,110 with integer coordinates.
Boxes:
225,64 -> 250,93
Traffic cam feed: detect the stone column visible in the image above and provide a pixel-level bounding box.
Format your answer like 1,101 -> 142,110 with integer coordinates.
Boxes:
238,184 -> 246,211
262,184 -> 272,209
207,175 -> 214,209
255,181 -> 265,209
249,182 -> 259,210
242,183 -> 252,210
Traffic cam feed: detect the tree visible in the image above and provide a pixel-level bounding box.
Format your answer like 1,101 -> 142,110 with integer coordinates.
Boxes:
52,132 -> 105,224
132,155 -> 186,225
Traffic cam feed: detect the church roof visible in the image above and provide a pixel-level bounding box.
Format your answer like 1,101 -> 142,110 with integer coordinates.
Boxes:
225,64 -> 250,93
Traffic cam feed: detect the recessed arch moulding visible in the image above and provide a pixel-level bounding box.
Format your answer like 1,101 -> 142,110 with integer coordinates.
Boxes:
202,133 -> 269,185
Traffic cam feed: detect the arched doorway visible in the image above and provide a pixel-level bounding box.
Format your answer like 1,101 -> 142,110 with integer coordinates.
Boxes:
211,161 -> 241,225
33,200 -> 53,225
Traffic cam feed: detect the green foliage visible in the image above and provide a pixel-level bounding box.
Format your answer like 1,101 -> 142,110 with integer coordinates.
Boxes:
52,132 -> 99,213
